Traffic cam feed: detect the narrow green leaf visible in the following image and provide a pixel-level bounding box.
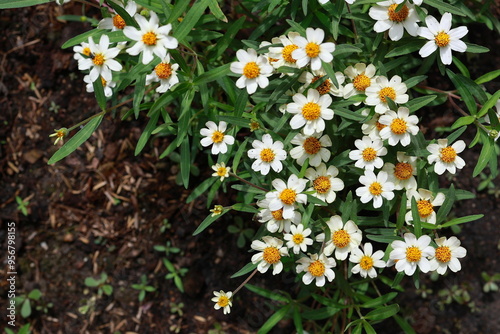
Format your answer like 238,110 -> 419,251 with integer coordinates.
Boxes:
447,70 -> 478,115
232,203 -> 259,213
394,315 -> 416,334
208,0 -> 227,22
446,126 -> 467,144
475,69 -> 500,85
218,115 -> 251,128
186,178 -> 217,203
173,0 -> 211,42
473,135 -> 494,177
441,214 -> 483,228
478,90 -> 500,118
180,136 -> 190,188
245,284 -> 289,302
107,1 -> 138,28
424,0 -> 465,16
406,95 -> 437,112
403,75 -> 427,89
365,304 -> 400,321
286,19 -> 306,35
436,184 -> 455,225
257,305 -> 291,334
385,39 -> 425,58
210,17 -> 245,59
363,321 -> 377,334
135,110 -> 160,155
167,0 -> 190,23
231,262 -> 257,278
465,42 -> 490,53
193,64 -> 231,86
192,209 -> 228,236
293,307 -> 304,334
0,0 -> 49,9
21,300 -> 31,318
411,197 -> 421,237
301,307 -> 340,320
92,74 -> 107,111
451,116 -> 476,130
361,292 -> 398,308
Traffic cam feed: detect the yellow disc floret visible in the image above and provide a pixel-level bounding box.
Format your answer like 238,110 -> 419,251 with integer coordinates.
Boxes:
362,147 -> 378,162
243,62 -> 260,79
92,53 -> 105,66
435,32 -> 451,47
435,246 -> 452,263
394,162 -> 413,180
292,234 -> 305,245
260,148 -> 276,163
311,76 -> 332,95
360,255 -> 374,271
211,131 -> 224,143
216,167 -> 227,177
263,247 -> 281,264
353,74 -> 371,92
313,176 -> 331,194
332,229 -> 351,248
282,44 -> 299,63
142,31 -> 158,46
417,200 -> 434,218
388,4 -> 410,23
279,188 -> 297,205
305,42 -> 320,58
308,260 -> 326,277
369,182 -> 383,196
376,121 -> 387,131
379,87 -> 396,104
112,15 -> 126,29
439,146 -> 457,163
390,118 -> 408,135
82,47 -> 91,56
217,296 -> 230,307
303,137 -> 322,155
271,209 -> 284,221
405,246 -> 422,262
302,102 -> 321,121
155,63 -> 173,79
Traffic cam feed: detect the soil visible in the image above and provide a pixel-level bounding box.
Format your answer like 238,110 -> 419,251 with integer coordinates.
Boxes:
0,2 -> 499,334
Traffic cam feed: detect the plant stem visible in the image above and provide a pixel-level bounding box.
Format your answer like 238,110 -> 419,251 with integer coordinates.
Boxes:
229,172 -> 268,192
233,268 -> 258,295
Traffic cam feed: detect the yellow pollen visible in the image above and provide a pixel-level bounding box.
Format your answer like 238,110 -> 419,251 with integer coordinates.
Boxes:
112,14 -> 126,29
313,176 -> 331,194
435,31 -> 450,47
394,162 -> 413,180
369,182 -> 383,196
305,42 -> 320,58
100,76 -> 107,87
155,63 -> 173,79
435,246 -> 452,263
311,76 -> 332,95
211,131 -> 224,143
353,74 -> 371,92
292,234 -> 305,245
406,246 -> 422,262
263,247 -> 281,264
303,137 -> 322,155
302,102 -> 321,121
417,200 -> 434,218
376,121 -> 387,131
82,47 -> 91,56
260,148 -> 276,163
216,167 -> 227,177
440,146 -> 457,163
379,87 -> 396,104
359,255 -> 374,271
390,118 -> 408,135
362,147 -> 377,162
332,229 -> 351,248
142,31 -> 157,46
56,130 -> 65,138
92,53 -> 105,66
308,260 -> 326,277
249,120 -> 260,131
269,57 -> 279,63
243,62 -> 260,79
282,44 -> 299,63
217,296 -> 229,307
271,209 -> 284,221
279,188 -> 297,205
388,4 -> 410,22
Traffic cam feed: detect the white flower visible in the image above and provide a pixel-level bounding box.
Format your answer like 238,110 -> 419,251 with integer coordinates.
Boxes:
305,163 -> 344,204
405,188 -> 445,225
49,128 -> 68,145
356,170 -> 395,208
417,12 -> 468,65
200,121 -> 235,155
98,1 -> 138,31
251,236 -> 289,275
378,107 -> 419,146
382,152 -> 417,190
257,198 -> 302,233
211,290 -> 233,314
292,28 -> 336,71
210,205 -> 224,217
365,75 -> 409,114
296,253 -> 336,287
230,48 -> 274,94
361,110 -> 386,140
287,89 -> 334,135
73,42 -> 91,63
268,32 -> 301,69
83,75 -> 116,97
211,162 -> 230,181
426,138 -> 466,175
247,134 -> 287,175
349,136 -> 387,171
290,132 -> 332,167
78,34 -> 123,82
317,215 -> 362,260
389,233 -> 435,276
343,63 -> 377,98
350,243 -> 386,278
124,12 -> 178,65
145,55 -> 179,93
430,236 -> 467,275
284,224 -> 314,254
298,69 -> 345,97
265,174 -> 308,220
369,1 -> 420,41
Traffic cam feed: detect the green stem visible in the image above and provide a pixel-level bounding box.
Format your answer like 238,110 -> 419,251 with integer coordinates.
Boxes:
229,172 -> 268,192
233,268 -> 258,295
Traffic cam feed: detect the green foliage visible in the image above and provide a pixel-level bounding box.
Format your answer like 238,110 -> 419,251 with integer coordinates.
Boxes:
163,258 -> 188,293
85,273 -> 113,297
131,275 -> 156,302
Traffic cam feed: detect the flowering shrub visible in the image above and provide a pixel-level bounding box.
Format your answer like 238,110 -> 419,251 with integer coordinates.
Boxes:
3,0 -> 500,332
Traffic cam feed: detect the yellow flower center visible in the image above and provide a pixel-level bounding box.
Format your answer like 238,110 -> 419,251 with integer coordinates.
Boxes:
332,229 -> 351,248
155,63 -> 173,79
100,76 -> 107,87
217,296 -> 229,308
243,62 -> 260,79
435,246 -> 452,263
379,87 -> 396,104
311,76 -> 332,95
82,47 -> 91,56
260,148 -> 276,163
56,130 -> 66,138
435,31 -> 451,47
394,162 -> 413,180
282,44 -> 299,63
390,118 -> 408,135
388,4 -> 410,23
302,102 -> 321,121
305,42 -> 320,58
369,182 -> 383,196
263,247 -> 281,264
92,53 -> 105,66
249,120 -> 260,131
405,246 -> 422,262
279,188 -> 297,205
308,260 -> 326,277
211,131 -> 224,143
142,31 -> 158,46
359,255 -> 374,271
269,57 -> 279,63
417,200 -> 434,218
292,234 -> 305,245
112,14 -> 126,29
439,146 -> 457,163
303,137 -> 322,155
362,147 -> 377,161
353,74 -> 371,92
271,209 -> 284,221
217,167 -> 227,177
313,176 -> 331,194
376,121 -> 387,131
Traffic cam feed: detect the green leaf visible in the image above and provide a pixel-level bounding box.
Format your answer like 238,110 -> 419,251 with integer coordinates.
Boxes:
257,305 -> 291,334
232,203 -> 259,213
465,42 -> 490,53
209,17 -> 245,59
48,115 -> 104,164
446,126 -> 467,144
394,315 -> 416,334
208,0 -> 227,22
451,116 -> 476,130
85,277 -> 99,287
192,209 -> 228,236
193,64 -> 231,86
363,321 -> 377,334
245,284 -> 289,302
475,69 -> 500,85
167,0 -> 190,23
441,214 -> 483,228
21,300 -> 32,318
293,307 -> 304,334
301,307 -> 340,320
361,292 -> 398,308
436,184 -> 455,225
231,262 -> 257,278
478,90 -> 500,118
473,134 -> 494,177
403,75 -> 427,89
180,136 -> 191,188
218,115 -> 251,128
28,289 -> 42,300
424,0 -> 465,16
102,285 -> 113,296
406,95 -> 437,113
186,178 -> 217,203
174,275 -> 184,293
447,70 -> 478,115
92,75 -> 107,111
107,1 -> 138,28
173,0 -> 211,42
365,304 -> 400,321
0,0 -> 49,9
135,110 -> 160,155
385,39 -> 425,58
